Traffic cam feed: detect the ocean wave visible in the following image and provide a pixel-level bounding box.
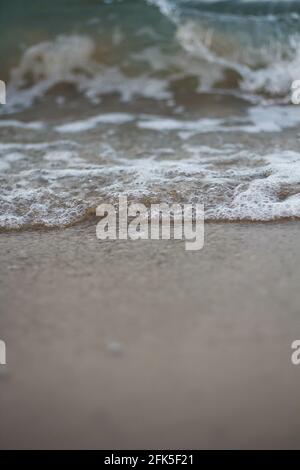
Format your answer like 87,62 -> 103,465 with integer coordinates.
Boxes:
176,19 -> 300,97
2,0 -> 300,113
1,135 -> 300,230
4,34 -> 171,114
151,0 -> 300,98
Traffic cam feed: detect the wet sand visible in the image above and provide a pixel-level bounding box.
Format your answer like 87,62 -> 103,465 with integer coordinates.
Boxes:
0,222 -> 300,449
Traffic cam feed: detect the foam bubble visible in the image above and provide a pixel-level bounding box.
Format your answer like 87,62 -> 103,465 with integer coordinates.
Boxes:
55,113 -> 134,133
0,120 -> 44,130
137,105 -> 300,135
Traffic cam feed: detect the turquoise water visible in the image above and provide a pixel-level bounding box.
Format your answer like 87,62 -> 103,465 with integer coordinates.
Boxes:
1,0 -> 300,228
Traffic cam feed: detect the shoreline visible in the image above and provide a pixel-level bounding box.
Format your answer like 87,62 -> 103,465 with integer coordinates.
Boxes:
1,215 -> 300,234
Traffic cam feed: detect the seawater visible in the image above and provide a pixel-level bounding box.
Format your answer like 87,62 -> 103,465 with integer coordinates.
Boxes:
1,0 -> 300,229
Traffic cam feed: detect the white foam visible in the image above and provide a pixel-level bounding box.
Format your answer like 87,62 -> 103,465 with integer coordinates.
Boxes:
2,146 -> 300,228
206,150 -> 300,221
3,152 -> 25,162
174,15 -> 300,99
84,67 -> 171,103
55,113 -> 134,133
0,120 -> 44,130
4,35 -> 171,114
137,105 -> 300,135
138,116 -> 223,132
1,115 -> 300,228
0,141 -> 79,152
43,150 -> 83,163
6,35 -> 95,112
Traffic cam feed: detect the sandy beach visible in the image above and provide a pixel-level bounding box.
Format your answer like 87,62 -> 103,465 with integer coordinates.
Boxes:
2,0 -> 300,453
1,222 -> 300,449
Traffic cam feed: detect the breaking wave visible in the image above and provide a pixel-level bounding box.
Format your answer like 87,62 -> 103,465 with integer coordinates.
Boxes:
2,0 -> 300,113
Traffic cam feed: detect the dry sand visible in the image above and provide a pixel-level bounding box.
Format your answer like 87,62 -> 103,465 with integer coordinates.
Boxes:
0,222 -> 300,449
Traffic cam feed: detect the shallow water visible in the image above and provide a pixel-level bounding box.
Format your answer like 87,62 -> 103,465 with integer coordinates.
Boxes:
1,0 -> 300,228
